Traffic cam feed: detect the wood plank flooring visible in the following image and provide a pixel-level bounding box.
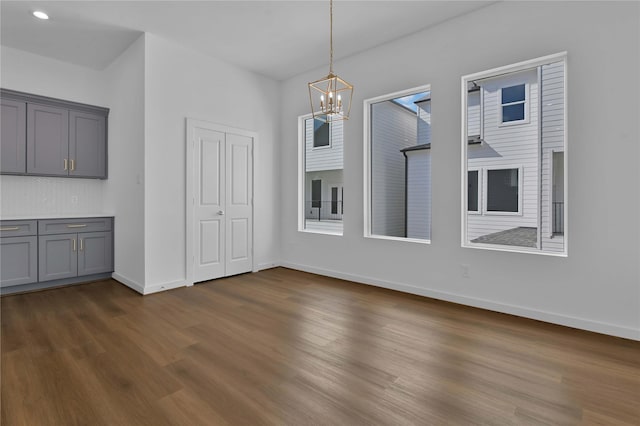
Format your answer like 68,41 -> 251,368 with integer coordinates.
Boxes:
2,267 -> 639,425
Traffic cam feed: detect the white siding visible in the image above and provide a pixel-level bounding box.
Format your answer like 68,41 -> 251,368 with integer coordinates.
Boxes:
467,69 -> 539,241
539,61 -> 565,253
417,100 -> 431,144
467,90 -> 481,137
305,118 -> 343,172
371,101 -> 417,237
406,149 -> 431,239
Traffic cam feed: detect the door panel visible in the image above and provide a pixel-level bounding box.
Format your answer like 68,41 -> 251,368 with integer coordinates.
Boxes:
1,99 -> 27,174
27,104 -> 69,176
78,231 -> 112,276
0,236 -> 37,287
225,133 -> 253,276
194,127 -> 226,282
69,111 -> 106,178
39,234 -> 77,282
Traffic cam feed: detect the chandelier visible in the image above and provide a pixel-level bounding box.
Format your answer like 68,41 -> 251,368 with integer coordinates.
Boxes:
308,0 -> 353,122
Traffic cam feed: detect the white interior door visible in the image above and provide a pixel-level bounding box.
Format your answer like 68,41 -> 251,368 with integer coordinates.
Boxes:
194,127 -> 226,282
225,133 -> 253,276
188,120 -> 254,284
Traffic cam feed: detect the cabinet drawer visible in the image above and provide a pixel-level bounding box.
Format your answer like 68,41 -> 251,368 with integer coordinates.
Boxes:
38,217 -> 113,235
0,220 -> 37,237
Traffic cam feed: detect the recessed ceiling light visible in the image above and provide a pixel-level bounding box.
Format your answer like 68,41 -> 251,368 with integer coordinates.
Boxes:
32,11 -> 49,20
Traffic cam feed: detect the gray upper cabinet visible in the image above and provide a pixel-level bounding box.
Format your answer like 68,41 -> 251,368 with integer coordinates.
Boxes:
27,103 -> 70,176
1,89 -> 109,179
1,99 -> 27,174
69,111 -> 106,178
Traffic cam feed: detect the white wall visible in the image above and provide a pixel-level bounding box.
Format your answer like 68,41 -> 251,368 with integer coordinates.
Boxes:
0,46 -> 107,217
280,1 -> 640,340
102,35 -> 146,290
143,34 -> 281,291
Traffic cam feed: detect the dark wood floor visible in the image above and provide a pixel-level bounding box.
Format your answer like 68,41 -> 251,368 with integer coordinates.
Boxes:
2,267 -> 639,425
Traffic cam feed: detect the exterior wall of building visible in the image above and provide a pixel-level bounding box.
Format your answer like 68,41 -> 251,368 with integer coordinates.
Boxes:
467,68 -> 539,241
406,149 -> 431,240
305,118 -> 343,172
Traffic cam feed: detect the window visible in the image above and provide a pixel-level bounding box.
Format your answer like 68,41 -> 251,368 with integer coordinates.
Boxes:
313,119 -> 330,148
299,115 -> 343,235
311,180 -> 322,208
364,85 -> 431,242
462,53 -> 567,255
468,170 -> 479,212
486,168 -> 519,213
500,84 -> 526,122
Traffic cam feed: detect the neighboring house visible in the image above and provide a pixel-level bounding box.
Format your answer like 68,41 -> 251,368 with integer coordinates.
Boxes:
371,101 -> 418,237
305,118 -> 344,221
402,97 -> 432,240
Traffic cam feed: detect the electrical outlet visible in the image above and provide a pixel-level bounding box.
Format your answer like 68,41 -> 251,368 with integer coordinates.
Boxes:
461,264 -> 470,278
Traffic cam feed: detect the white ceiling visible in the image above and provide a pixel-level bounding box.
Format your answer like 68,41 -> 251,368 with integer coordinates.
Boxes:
1,1 -> 496,81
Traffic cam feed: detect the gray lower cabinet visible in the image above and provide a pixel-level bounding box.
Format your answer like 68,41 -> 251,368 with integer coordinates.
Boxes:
0,217 -> 113,290
38,218 -> 113,283
0,236 -> 38,287
1,98 -> 27,174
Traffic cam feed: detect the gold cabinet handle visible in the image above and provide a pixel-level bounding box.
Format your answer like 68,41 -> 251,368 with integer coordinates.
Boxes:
79,239 -> 84,251
66,224 -> 87,228
0,226 -> 20,231
72,238 -> 77,252
64,159 -> 68,170
70,159 -> 75,171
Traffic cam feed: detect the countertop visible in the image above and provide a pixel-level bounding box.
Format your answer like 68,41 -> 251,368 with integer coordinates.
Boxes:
1,213 -> 115,221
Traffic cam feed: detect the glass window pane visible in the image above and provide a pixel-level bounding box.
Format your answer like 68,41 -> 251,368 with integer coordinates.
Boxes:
487,169 -> 518,212
468,170 -> 478,211
502,84 -> 525,104
311,180 -> 321,208
313,119 -> 330,147
502,103 -> 525,122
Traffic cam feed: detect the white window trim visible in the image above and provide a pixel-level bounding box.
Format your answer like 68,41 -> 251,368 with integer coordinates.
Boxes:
467,167 -> 482,214
363,84 -> 432,245
498,83 -> 530,126
482,165 -> 523,216
310,118 -> 332,150
460,51 -> 568,257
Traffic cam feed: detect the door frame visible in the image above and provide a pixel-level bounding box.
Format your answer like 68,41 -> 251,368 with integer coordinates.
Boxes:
185,118 -> 257,286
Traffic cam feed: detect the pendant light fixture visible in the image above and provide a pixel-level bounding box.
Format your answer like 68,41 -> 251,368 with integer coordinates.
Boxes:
308,0 -> 353,122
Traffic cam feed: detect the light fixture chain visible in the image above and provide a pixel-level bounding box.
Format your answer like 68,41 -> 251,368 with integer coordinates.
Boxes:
329,0 -> 333,74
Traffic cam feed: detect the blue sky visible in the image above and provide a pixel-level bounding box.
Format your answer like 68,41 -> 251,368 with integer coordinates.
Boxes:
393,92 -> 430,112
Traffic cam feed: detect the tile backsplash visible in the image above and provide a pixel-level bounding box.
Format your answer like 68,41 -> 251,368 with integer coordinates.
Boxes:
0,175 -> 104,217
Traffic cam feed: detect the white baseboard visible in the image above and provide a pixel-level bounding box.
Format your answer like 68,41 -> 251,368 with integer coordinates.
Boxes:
255,261 -> 280,272
280,262 -> 640,341
111,272 -> 145,295
143,279 -> 186,295
111,273 -> 186,295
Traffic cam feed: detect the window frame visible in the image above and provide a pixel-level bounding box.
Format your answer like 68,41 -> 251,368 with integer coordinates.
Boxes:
482,166 -> 523,216
460,52 -> 568,256
363,84 -> 432,245
498,83 -> 529,126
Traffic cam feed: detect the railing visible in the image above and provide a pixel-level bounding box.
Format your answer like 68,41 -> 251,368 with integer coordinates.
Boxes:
305,201 -> 344,221
553,201 -> 564,234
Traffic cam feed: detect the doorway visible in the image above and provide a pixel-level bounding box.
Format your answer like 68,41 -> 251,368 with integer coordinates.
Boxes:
186,119 -> 255,285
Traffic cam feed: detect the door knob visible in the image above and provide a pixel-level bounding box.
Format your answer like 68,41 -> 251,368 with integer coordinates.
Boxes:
217,210 -> 225,215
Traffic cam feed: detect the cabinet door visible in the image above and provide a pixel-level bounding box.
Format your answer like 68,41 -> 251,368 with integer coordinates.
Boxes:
0,236 -> 37,287
77,231 -> 113,276
39,234 -> 77,282
69,111 -> 106,178
1,99 -> 27,174
27,104 -> 69,176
